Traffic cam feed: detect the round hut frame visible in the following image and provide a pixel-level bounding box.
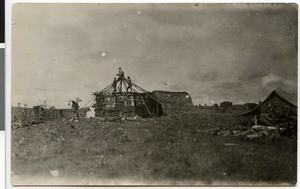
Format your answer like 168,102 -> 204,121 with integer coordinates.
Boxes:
91,75 -> 163,118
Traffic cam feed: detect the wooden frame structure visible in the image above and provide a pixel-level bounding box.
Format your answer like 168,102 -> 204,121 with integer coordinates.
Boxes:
91,75 -> 163,118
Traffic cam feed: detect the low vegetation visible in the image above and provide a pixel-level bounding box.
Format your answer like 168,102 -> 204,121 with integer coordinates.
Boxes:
11,109 -> 297,185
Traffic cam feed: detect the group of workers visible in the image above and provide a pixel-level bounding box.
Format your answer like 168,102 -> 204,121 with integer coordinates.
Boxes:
112,67 -> 133,93
70,67 -> 132,122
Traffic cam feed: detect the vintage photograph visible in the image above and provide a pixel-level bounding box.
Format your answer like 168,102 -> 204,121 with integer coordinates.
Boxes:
11,3 -> 297,185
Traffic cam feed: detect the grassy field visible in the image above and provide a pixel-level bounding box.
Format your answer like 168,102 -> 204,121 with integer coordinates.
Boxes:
11,109 -> 297,186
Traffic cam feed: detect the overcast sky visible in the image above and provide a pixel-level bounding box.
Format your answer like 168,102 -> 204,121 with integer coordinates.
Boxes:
12,3 -> 297,108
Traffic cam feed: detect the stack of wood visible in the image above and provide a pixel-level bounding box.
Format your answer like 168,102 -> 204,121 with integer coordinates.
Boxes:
257,105 -> 297,136
239,90 -> 297,137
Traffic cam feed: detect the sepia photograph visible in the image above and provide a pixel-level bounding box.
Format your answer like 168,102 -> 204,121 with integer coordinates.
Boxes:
11,3 -> 297,186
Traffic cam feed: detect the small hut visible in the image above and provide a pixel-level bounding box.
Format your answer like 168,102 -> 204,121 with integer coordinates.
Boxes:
239,89 -> 297,126
152,90 -> 193,115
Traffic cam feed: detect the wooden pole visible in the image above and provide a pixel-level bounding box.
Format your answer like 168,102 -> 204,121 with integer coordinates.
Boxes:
143,102 -> 152,116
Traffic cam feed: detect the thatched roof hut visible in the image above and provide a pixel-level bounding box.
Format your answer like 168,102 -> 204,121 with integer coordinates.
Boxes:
239,90 -> 297,126
152,90 -> 193,115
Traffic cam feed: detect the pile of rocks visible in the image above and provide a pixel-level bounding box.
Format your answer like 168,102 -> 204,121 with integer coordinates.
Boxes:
212,123 -> 296,141
232,125 -> 281,140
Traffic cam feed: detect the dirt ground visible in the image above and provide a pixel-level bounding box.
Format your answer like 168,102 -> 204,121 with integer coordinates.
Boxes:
11,109 -> 297,186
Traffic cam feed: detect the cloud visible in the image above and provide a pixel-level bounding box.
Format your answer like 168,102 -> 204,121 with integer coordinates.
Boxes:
158,80 -> 169,86
261,73 -> 282,86
169,82 -> 188,91
261,73 -> 297,93
187,69 -> 219,82
11,4 -> 297,107
246,71 -> 269,80
83,81 -> 99,89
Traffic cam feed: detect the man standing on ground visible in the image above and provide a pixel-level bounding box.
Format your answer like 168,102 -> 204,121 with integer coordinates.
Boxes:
71,100 -> 79,121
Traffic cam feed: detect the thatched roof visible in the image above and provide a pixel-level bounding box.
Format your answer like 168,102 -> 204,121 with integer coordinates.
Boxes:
151,90 -> 193,115
238,89 -> 297,116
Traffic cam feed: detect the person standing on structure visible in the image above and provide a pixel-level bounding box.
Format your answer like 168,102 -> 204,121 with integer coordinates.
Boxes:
112,78 -> 117,92
117,67 -> 124,81
127,76 -> 133,92
116,67 -> 124,92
